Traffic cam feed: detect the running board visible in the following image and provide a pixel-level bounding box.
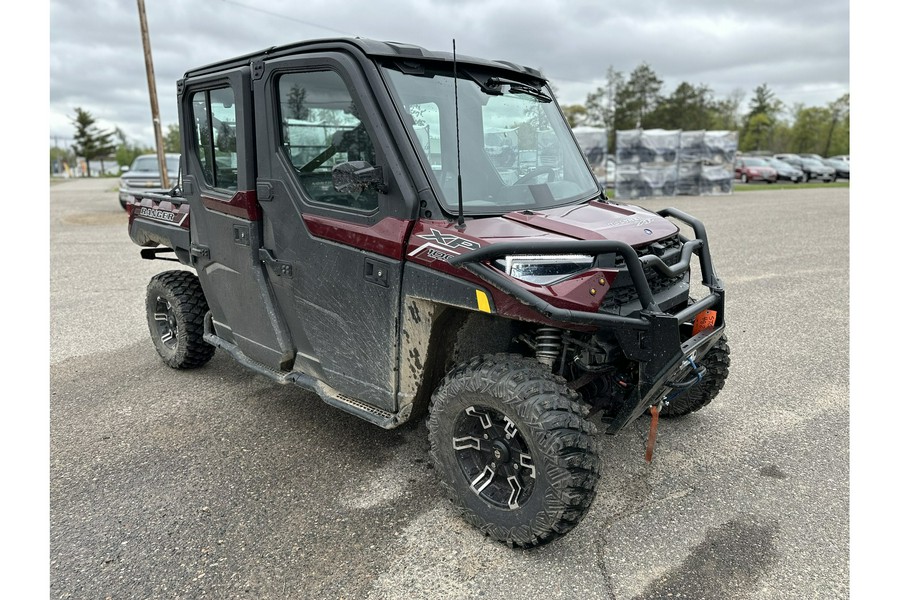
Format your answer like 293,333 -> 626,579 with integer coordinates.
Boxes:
203,332 -> 293,384
311,381 -> 400,430
202,331 -> 399,429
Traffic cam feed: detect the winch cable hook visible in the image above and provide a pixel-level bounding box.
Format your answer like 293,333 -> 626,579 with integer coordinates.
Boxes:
646,358 -> 705,463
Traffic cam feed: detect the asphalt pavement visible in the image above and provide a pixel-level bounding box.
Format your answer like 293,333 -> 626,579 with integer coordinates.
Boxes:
50,178 -> 849,599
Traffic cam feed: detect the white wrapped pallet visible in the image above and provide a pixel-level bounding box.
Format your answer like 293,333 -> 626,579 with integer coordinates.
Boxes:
572,126 -> 609,185
641,129 -> 681,164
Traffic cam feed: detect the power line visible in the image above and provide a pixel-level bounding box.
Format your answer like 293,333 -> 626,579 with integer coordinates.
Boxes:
216,0 -> 352,36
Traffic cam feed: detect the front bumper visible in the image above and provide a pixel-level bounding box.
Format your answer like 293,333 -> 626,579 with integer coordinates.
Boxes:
744,172 -> 776,182
449,207 -> 725,434
778,173 -> 802,182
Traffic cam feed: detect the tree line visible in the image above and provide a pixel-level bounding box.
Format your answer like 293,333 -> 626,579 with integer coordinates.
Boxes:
560,63 -> 849,157
51,107 -> 181,176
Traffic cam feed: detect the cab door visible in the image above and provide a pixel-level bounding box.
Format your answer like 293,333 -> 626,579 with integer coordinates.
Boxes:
180,69 -> 294,370
251,52 -> 418,412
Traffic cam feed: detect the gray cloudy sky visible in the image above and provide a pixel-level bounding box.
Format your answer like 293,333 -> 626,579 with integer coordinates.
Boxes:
49,0 -> 849,147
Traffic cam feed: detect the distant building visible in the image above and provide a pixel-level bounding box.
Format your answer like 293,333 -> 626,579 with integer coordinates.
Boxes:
72,156 -> 121,177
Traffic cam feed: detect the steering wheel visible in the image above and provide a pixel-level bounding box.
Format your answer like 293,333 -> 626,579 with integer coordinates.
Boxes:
515,166 -> 557,185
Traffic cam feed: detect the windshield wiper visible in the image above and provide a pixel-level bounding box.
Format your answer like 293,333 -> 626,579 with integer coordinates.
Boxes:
485,76 -> 552,102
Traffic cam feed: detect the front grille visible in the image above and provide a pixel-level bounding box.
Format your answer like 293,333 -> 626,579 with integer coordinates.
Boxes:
600,235 -> 687,312
125,179 -> 162,189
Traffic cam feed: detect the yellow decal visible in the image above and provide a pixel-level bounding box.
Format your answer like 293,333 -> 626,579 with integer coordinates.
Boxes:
475,290 -> 491,313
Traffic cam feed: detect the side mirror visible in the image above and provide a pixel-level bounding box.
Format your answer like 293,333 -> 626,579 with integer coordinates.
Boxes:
332,161 -> 387,194
121,166 -> 130,173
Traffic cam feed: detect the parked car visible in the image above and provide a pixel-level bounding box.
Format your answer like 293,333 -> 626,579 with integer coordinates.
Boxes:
801,153 -> 849,178
799,158 -> 836,182
761,157 -> 803,183
774,154 -> 835,182
734,157 -> 777,183
822,157 -> 850,179
119,153 -> 181,209
773,153 -> 803,166
829,154 -> 850,164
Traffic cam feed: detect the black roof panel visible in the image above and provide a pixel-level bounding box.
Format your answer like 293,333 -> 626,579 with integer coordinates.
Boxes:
183,37 -> 544,81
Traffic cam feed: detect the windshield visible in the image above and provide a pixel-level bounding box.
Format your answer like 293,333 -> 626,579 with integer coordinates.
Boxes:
742,158 -> 767,167
131,155 -> 180,174
383,65 -> 599,214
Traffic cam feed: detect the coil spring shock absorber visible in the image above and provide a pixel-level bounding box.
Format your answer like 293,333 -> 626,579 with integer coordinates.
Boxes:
535,327 -> 563,367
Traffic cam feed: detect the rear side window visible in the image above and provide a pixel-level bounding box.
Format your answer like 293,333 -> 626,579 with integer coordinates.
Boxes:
191,87 -> 238,191
277,70 -> 378,212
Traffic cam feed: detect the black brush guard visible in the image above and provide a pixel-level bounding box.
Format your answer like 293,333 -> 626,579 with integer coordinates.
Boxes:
448,207 -> 726,434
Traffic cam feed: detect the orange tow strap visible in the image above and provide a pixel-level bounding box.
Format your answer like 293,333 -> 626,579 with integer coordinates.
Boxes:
645,405 -> 660,463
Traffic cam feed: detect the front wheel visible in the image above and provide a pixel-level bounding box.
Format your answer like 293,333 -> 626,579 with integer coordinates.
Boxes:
146,270 -> 215,369
428,354 -> 600,548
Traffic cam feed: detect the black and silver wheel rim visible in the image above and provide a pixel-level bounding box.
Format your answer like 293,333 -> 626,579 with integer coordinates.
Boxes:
452,405 -> 536,510
153,296 -> 178,350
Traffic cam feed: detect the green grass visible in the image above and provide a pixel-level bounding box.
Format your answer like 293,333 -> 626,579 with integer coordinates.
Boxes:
734,181 -> 849,192
605,180 -> 850,198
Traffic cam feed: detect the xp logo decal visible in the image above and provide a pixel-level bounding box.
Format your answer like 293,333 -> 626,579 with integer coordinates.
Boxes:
418,229 -> 481,251
410,228 -> 481,262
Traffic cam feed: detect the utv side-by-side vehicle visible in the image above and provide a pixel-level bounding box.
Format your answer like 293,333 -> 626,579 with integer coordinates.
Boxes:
127,38 -> 729,548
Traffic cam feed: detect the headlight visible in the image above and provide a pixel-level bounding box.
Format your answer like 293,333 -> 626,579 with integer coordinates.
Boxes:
495,254 -> 594,285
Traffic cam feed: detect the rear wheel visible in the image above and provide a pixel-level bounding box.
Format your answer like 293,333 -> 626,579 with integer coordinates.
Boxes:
428,354 -> 600,548
146,270 -> 215,369
740,173 -> 749,184
659,337 -> 731,418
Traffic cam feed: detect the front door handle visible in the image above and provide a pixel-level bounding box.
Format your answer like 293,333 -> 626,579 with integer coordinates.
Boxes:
364,257 -> 389,287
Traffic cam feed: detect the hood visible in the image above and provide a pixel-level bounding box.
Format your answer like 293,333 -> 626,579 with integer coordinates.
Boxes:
414,200 -> 680,252
499,201 -> 679,245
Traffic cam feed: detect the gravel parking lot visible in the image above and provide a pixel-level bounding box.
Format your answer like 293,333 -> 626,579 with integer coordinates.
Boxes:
49,178 -> 849,599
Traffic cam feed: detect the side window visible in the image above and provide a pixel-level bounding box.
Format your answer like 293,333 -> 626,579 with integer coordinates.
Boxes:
277,71 -> 377,211
191,87 -> 238,191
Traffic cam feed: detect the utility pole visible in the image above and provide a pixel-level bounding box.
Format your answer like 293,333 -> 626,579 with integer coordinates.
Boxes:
136,0 -> 170,189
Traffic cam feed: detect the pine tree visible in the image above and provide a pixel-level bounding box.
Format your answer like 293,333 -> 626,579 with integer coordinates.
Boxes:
164,124 -> 181,153
71,108 -> 116,176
